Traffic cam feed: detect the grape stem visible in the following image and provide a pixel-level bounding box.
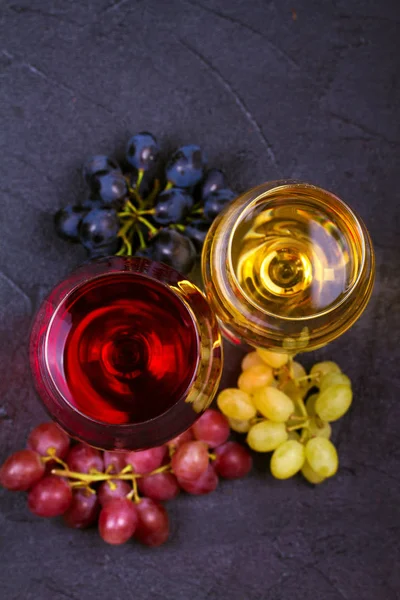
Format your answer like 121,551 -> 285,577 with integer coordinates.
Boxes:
288,414 -> 306,422
135,223 -> 146,250
300,427 -> 309,443
127,477 -> 140,503
116,172 -> 168,256
294,374 -> 319,385
294,397 -> 308,418
49,460 -> 173,499
144,179 -> 160,207
170,223 -> 185,232
287,421 -> 309,432
136,169 -> 144,189
138,216 -> 158,234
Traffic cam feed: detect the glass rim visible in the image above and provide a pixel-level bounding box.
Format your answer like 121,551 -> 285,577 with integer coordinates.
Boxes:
226,181 -> 369,322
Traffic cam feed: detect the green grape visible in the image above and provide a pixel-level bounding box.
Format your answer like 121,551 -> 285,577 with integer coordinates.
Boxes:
270,440 -> 305,479
246,420 -> 288,452
291,361 -> 307,382
281,380 -> 307,405
306,393 -> 319,416
252,387 -> 295,422
305,437 -> 338,478
319,372 -> 351,393
217,388 -> 256,420
228,417 -> 251,433
301,460 -> 326,484
237,364 -> 274,394
241,351 -> 265,371
278,361 -> 308,403
315,384 -> 353,422
307,417 -> 332,439
256,348 -> 289,369
310,361 -> 341,381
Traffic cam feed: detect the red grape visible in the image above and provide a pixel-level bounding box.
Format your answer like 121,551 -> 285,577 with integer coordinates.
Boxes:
98,479 -> 131,506
171,441 -> 209,481
0,449 -> 45,491
103,450 -> 128,474
214,442 -> 252,479
137,472 -> 180,502
192,409 -> 230,448
178,463 -> 218,495
28,476 -> 72,517
66,443 -> 104,474
27,422 -> 70,459
125,446 -> 167,475
135,498 -> 169,547
167,428 -> 194,449
98,498 -> 138,545
63,489 -> 99,528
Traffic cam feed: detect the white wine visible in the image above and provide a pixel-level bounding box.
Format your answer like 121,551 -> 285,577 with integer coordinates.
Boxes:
230,186 -> 359,318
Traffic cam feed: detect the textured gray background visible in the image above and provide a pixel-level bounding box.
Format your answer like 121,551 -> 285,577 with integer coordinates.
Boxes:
0,1 -> 399,599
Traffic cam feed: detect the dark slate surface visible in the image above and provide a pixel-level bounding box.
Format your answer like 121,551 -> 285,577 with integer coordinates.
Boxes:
0,1 -> 399,598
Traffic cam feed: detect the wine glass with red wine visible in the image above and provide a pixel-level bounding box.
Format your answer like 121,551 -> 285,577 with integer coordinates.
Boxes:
30,257 -> 222,450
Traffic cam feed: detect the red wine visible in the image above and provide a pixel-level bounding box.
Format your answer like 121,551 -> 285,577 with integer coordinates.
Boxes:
46,273 -> 199,425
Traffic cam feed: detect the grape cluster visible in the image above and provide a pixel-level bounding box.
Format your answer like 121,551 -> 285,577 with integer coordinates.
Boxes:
0,411 -> 252,547
217,349 -> 353,484
54,133 -> 237,274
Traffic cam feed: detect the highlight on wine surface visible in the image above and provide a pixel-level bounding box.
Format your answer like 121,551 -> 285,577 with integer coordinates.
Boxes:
202,181 -> 375,351
30,257 -> 222,450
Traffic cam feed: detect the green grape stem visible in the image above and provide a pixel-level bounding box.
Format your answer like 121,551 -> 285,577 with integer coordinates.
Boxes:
127,477 -> 141,503
300,427 -> 309,443
138,216 -> 158,234
144,179 -> 160,207
135,223 -> 146,249
45,450 -> 176,503
295,374 -> 319,385
287,421 -> 309,432
295,396 -> 308,418
116,171 -> 167,257
136,169 -> 144,189
170,223 -> 185,232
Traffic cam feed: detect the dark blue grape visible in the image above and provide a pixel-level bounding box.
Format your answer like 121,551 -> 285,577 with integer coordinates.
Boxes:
54,205 -> 87,243
86,238 -> 120,259
184,219 -> 210,251
83,155 -> 120,186
91,172 -> 127,206
166,145 -> 207,189
203,189 -> 236,222
148,229 -> 196,274
81,198 -> 103,210
79,208 -> 120,253
200,169 -> 227,201
126,132 -> 160,171
153,188 -> 193,226
134,247 -> 154,259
